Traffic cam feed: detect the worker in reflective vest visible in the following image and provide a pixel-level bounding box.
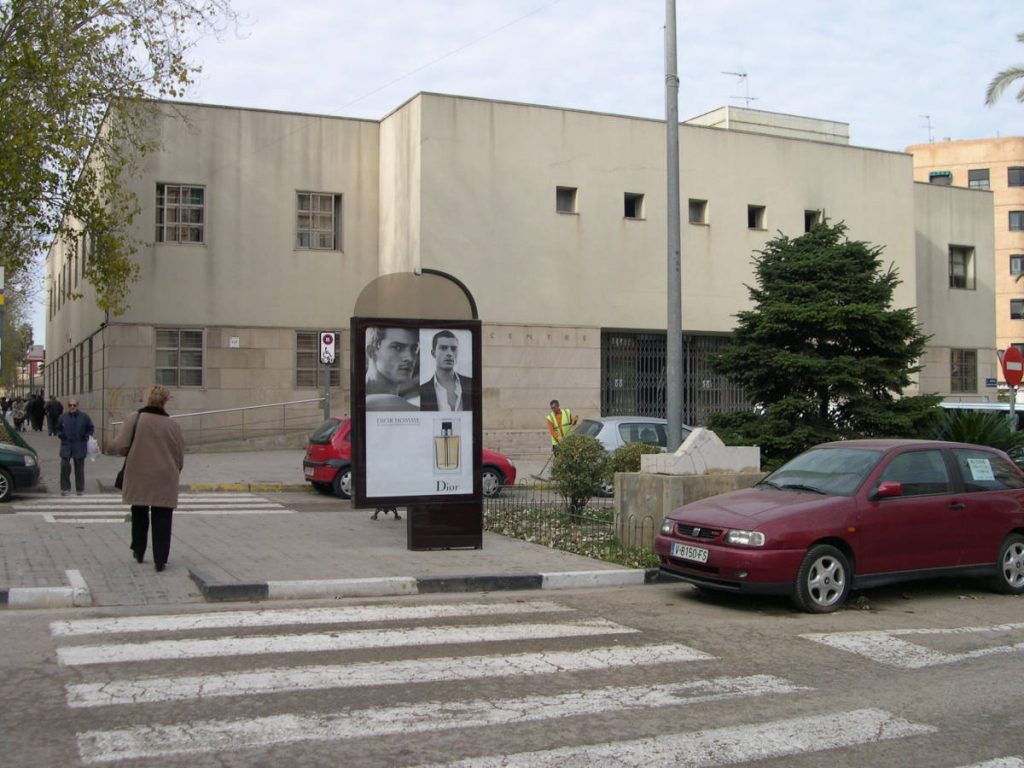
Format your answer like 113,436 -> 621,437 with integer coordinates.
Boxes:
546,399 -> 578,451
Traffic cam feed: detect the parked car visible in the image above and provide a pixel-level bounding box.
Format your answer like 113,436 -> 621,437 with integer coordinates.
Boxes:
303,417 -> 517,499
573,416 -> 692,495
0,441 -> 40,502
655,439 -> 1024,613
573,416 -> 690,453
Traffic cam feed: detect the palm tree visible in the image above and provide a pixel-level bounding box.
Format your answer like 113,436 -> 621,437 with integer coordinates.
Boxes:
986,32 -> 1024,105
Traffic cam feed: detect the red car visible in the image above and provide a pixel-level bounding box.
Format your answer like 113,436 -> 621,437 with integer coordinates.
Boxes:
303,417 -> 517,499
655,439 -> 1024,612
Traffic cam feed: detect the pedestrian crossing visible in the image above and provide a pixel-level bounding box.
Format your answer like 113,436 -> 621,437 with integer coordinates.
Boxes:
14,492 -> 296,522
43,598 -> 1005,767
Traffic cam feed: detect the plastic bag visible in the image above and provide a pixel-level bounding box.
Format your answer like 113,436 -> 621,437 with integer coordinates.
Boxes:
87,435 -> 100,461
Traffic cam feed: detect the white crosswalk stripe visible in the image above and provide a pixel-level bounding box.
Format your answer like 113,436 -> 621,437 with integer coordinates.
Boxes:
49,600 -> 943,766
14,492 -> 295,521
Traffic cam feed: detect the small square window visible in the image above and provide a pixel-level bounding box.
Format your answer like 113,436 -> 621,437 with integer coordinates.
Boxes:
968,168 -> 990,190
1009,167 -> 1024,187
1010,255 -> 1024,276
688,199 -> 708,225
556,186 -> 578,214
1012,299 -> 1024,320
949,245 -> 976,290
296,192 -> 341,250
624,192 -> 644,219
929,171 -> 952,186
747,205 -> 766,230
1010,211 -> 1024,231
804,210 -> 821,232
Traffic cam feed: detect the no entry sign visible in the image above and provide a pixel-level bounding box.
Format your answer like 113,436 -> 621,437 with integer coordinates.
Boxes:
1001,346 -> 1023,387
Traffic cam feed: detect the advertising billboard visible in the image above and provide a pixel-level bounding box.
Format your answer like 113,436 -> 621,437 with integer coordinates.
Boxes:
351,317 -> 482,507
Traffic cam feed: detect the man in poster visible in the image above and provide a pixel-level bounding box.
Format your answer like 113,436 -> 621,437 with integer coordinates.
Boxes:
365,326 -> 420,411
420,329 -> 473,411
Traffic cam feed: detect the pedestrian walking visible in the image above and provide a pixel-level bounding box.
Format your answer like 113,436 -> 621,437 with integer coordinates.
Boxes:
114,385 -> 184,572
28,392 -> 45,431
545,399 -> 578,452
44,395 -> 63,436
56,399 -> 95,495
12,397 -> 26,432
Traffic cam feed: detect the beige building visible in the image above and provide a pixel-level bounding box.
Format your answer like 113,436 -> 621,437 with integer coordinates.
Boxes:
45,95 -> 996,456
907,137 -> 1024,380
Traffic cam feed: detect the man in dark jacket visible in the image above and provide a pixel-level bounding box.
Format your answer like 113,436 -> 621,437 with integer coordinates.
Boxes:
44,395 -> 63,436
57,399 -> 95,496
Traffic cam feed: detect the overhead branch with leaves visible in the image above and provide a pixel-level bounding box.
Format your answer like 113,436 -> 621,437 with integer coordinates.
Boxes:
986,31 -> 1024,106
708,221 -> 941,467
0,0 -> 237,314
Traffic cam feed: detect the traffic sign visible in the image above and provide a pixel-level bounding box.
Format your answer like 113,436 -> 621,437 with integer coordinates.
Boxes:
1001,346 -> 1024,387
319,332 -> 336,365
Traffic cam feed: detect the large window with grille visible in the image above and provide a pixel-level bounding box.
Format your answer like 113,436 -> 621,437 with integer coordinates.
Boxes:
296,192 -> 341,250
950,348 -> 976,393
156,329 -> 203,387
156,184 -> 205,243
296,331 -> 341,387
600,330 -> 747,426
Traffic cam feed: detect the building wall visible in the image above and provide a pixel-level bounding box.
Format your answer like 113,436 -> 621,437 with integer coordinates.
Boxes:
43,94 -> 998,449
907,137 -> 1024,358
912,182 -> 997,398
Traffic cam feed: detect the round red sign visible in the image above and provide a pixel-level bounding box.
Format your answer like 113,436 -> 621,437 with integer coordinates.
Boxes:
1001,346 -> 1024,387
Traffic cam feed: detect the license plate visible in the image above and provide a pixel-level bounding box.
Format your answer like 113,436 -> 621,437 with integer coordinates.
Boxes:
303,466 -> 315,477
671,542 -> 709,563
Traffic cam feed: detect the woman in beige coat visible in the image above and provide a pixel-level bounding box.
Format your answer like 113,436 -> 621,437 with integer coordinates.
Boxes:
114,385 -> 185,572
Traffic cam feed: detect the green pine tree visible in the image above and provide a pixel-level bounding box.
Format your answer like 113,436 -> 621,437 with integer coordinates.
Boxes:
709,221 -> 941,467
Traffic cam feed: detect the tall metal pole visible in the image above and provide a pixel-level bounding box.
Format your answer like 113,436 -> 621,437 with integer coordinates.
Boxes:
665,0 -> 684,450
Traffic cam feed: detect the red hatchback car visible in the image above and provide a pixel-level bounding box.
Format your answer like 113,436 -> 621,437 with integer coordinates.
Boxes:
303,417 -> 517,499
655,439 -> 1024,612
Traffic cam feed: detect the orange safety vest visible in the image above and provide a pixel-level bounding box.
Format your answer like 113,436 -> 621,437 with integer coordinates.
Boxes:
546,408 -> 576,445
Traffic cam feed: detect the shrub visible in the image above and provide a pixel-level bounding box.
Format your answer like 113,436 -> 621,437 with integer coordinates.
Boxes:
551,434 -> 612,514
930,409 -> 1024,463
609,441 -> 663,474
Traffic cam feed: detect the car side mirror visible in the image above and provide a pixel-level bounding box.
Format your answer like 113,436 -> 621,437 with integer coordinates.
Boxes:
873,481 -> 903,499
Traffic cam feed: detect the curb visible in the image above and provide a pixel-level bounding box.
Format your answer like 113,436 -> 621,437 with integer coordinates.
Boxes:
190,568 -> 663,603
95,481 -> 313,494
0,569 -> 92,609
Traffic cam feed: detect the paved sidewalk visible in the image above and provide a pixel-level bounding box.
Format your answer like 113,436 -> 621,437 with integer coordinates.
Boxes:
0,430 -> 652,609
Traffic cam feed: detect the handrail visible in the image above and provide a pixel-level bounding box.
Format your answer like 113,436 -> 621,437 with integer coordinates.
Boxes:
110,398 -> 324,427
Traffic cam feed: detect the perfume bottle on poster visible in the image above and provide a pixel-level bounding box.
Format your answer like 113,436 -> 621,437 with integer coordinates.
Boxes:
433,420 -> 460,471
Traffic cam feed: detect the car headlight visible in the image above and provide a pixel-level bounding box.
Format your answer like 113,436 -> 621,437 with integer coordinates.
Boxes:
660,519 -> 675,534
24,455 -> 37,467
725,529 -> 765,547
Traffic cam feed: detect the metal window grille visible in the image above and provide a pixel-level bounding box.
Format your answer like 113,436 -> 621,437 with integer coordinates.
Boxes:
156,328 -> 204,387
601,331 -> 749,425
296,331 -> 341,388
950,348 -> 977,393
296,193 -> 339,249
156,184 -> 205,243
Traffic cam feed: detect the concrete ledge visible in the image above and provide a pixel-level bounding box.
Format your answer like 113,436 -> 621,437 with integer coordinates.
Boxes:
540,569 -> 647,590
267,577 -> 418,599
417,574 -> 544,593
0,569 -> 92,608
185,569 -> 656,604
189,568 -> 269,602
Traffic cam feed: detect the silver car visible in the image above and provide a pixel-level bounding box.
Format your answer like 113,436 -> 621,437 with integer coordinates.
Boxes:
573,416 -> 692,496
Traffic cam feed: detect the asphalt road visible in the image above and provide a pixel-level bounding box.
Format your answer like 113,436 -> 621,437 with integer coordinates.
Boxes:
2,578 -> 1022,767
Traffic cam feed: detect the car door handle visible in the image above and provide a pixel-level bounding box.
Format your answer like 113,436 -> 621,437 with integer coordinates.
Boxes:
949,502 -> 966,510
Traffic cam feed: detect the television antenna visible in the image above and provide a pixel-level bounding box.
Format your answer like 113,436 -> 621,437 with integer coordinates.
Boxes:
723,71 -> 758,107
919,114 -> 934,143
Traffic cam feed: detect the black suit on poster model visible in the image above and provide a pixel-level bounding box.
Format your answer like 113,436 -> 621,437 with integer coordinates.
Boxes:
420,330 -> 473,411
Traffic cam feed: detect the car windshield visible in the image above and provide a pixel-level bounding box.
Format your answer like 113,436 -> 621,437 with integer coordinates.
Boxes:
761,446 -> 883,496
309,419 -> 340,443
574,419 -> 603,438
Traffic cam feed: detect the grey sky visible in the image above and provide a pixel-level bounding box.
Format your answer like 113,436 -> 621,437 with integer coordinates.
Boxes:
32,1 -> 1024,340
187,0 -> 1023,151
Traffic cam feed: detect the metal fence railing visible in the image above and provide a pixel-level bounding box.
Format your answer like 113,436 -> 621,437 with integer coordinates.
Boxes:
111,398 -> 326,449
